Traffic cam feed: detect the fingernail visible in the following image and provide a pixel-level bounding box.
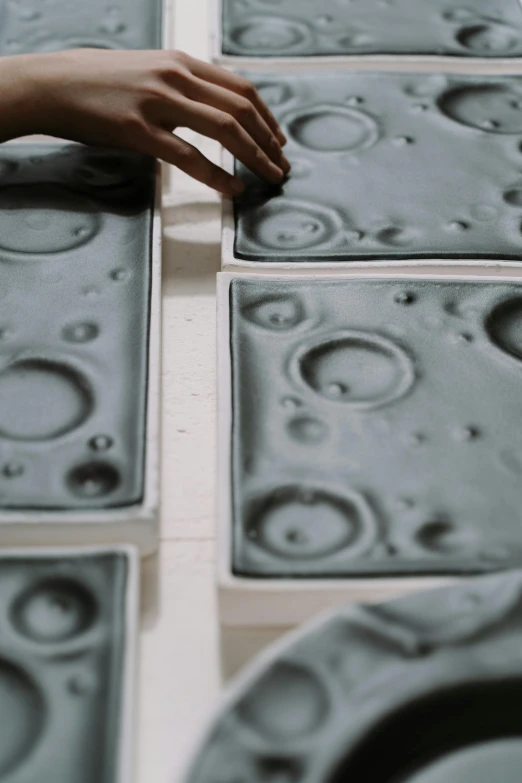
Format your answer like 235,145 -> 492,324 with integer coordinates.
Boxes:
270,166 -> 285,183
277,130 -> 287,146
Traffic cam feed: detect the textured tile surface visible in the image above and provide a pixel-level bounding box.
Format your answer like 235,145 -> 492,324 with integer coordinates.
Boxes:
234,72 -> 522,263
0,144 -> 155,510
0,550 -> 130,782
222,0 -> 522,57
186,571 -> 522,783
230,277 -> 522,577
0,0 -> 162,53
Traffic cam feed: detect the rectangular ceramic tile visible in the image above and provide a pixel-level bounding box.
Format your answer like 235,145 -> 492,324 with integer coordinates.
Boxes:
0,143 -> 161,553
0,0 -> 163,53
0,546 -> 138,783
218,272 -> 522,625
223,71 -> 522,270
215,0 -> 522,63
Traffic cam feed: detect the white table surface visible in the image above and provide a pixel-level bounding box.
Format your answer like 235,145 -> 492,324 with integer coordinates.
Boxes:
137,2 -> 227,781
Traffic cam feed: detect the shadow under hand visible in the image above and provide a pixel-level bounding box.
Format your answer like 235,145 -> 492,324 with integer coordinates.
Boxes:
162,201 -> 221,297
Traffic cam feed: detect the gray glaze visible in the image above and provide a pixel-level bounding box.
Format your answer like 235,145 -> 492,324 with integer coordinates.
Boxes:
0,0 -> 162,54
231,278 -> 522,577
186,571 -> 522,783
222,0 -> 522,57
0,551 -> 129,782
234,72 -> 522,263
0,144 -> 155,510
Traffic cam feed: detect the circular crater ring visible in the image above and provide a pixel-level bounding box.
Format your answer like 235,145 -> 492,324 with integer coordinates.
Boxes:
246,483 -> 378,561
281,103 -> 379,154
290,329 -> 416,411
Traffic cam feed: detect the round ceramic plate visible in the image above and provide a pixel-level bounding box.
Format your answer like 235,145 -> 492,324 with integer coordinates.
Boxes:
184,571 -> 522,783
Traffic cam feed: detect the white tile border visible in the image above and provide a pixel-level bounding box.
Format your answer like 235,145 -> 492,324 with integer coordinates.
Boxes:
216,268 -> 522,627
0,142 -> 162,556
210,0 -> 522,72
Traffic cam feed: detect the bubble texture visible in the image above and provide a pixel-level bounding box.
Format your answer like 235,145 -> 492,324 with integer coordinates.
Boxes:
234,72 -> 522,263
222,0 -> 522,56
230,278 -> 522,577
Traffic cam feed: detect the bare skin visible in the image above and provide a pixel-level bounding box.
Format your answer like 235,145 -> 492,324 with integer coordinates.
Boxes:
0,49 -> 290,196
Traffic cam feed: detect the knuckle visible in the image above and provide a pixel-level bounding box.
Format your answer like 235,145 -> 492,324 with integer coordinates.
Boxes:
235,98 -> 256,125
171,50 -> 190,67
238,79 -> 257,101
216,113 -> 239,136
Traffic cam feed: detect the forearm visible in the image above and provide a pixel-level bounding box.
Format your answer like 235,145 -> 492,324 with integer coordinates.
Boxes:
0,55 -> 45,142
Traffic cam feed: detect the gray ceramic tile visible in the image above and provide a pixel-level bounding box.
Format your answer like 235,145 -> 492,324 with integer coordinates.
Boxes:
0,143 -> 155,510
0,550 -> 132,782
233,71 -> 522,264
0,0 -> 162,53
186,571 -> 522,783
230,277 -> 522,577
222,0 -> 522,57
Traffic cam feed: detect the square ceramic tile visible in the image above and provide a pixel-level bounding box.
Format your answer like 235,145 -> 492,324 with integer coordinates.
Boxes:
0,546 -> 138,783
218,272 -> 522,624
0,143 -> 161,553
215,0 -> 522,63
223,71 -> 522,269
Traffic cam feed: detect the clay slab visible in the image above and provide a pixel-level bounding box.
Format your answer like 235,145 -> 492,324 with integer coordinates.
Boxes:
218,271 -> 522,626
0,545 -> 138,783
187,570 -> 522,783
214,0 -> 522,64
223,70 -> 522,270
0,0 -> 163,54
0,143 -> 161,554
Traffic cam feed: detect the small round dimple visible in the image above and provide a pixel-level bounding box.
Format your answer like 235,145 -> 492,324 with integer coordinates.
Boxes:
67,462 -> 120,499
247,486 -> 375,560
486,297 -> 522,361
67,672 -> 97,696
416,520 -> 474,555
0,661 -> 44,778
446,220 -> 469,232
243,294 -> 304,330
0,359 -> 93,442
346,95 -> 364,106
0,159 -> 17,178
281,396 -> 302,410
394,291 -> 416,305
11,578 -> 97,642
229,17 -> 312,53
456,23 -> 520,54
110,267 -> 130,282
316,13 -> 334,25
439,84 -> 522,134
285,104 -> 379,154
392,136 -> 415,147
88,434 -> 114,452
236,662 -> 329,740
2,462 -> 24,479
407,432 -> 426,447
457,331 -> 474,344
62,322 -> 99,344
287,416 -> 328,444
503,187 -> 522,206
454,425 -> 480,442
297,331 -> 415,409
0,185 -> 99,255
98,18 -> 126,34
377,226 -> 417,247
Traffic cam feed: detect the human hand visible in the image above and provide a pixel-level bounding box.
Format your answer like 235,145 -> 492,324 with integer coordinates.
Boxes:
0,49 -> 290,196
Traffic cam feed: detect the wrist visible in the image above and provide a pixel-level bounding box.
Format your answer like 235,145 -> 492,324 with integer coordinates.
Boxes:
0,54 -> 56,142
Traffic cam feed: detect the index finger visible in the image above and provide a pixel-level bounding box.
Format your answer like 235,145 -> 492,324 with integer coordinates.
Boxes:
181,56 -> 287,146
